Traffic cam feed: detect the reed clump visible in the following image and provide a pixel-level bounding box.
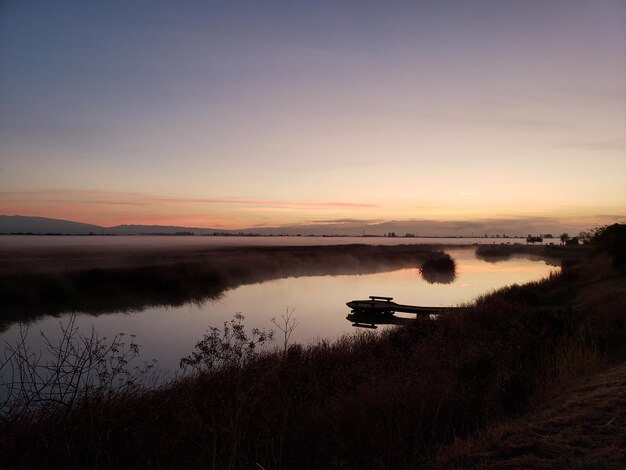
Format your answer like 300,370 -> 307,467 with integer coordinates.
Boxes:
419,255 -> 457,283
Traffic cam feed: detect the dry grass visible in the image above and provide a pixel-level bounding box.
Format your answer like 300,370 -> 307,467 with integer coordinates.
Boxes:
436,363 -> 626,469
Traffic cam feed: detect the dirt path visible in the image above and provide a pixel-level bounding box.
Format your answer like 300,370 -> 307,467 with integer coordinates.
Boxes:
439,363 -> 626,469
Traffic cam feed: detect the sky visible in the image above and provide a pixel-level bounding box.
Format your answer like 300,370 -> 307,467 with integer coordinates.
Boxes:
1,0 -> 625,234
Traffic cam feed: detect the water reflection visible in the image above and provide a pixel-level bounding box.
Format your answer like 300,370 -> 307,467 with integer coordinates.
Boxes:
475,245 -> 515,263
0,245 -> 455,324
346,311 -> 419,329
0,249 -> 559,374
475,244 -> 561,266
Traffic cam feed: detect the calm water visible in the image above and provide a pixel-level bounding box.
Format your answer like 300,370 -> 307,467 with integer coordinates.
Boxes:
0,234 -> 558,249
1,249 -> 558,376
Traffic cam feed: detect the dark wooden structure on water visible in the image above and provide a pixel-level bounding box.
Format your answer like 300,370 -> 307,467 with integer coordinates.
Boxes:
346,296 -> 461,329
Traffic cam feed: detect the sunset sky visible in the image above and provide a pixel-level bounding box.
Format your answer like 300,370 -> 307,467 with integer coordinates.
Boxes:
1,0 -> 624,233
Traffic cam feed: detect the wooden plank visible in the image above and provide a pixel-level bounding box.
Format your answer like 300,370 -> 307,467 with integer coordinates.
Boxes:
369,295 -> 393,301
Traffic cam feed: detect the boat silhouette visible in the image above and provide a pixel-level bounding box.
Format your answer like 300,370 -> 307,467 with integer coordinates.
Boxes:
346,296 -> 462,329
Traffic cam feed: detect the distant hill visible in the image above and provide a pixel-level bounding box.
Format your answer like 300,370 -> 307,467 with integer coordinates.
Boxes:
0,215 -> 104,235
106,225 -> 235,235
0,217 -> 406,237
0,215 -> 234,235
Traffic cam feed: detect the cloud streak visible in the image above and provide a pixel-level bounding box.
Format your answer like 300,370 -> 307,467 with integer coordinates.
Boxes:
0,190 -> 378,210
558,138 -> 626,151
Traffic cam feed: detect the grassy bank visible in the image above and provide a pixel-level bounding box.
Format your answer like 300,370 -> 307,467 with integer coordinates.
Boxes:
0,244 -> 454,322
0,227 -> 624,469
436,362 -> 626,469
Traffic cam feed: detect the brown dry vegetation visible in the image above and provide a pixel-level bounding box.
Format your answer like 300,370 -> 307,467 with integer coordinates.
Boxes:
436,362 -> 626,469
0,227 -> 623,469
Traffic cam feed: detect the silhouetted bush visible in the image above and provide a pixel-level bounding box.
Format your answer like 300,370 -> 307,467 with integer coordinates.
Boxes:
419,254 -> 457,284
591,223 -> 626,256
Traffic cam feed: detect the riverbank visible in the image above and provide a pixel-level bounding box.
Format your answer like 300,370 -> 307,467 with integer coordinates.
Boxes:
437,362 -> 626,469
0,243 -> 571,320
0,244 -> 456,319
0,227 -> 623,469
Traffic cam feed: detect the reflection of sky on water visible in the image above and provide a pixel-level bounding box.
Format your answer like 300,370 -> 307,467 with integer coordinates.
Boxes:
1,249 -> 558,376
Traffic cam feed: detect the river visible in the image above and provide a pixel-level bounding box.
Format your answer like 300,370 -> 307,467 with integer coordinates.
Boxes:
0,247 -> 558,377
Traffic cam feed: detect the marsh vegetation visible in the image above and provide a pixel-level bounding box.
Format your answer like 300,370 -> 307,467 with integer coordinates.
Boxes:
0,245 -> 456,322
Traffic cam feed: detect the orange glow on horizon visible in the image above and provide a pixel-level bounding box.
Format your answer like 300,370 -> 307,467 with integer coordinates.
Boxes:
1,189 -> 623,234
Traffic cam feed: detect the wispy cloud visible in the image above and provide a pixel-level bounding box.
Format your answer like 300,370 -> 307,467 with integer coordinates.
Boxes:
152,197 -> 378,209
557,138 -> 626,151
308,218 -> 384,225
0,190 -> 377,210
